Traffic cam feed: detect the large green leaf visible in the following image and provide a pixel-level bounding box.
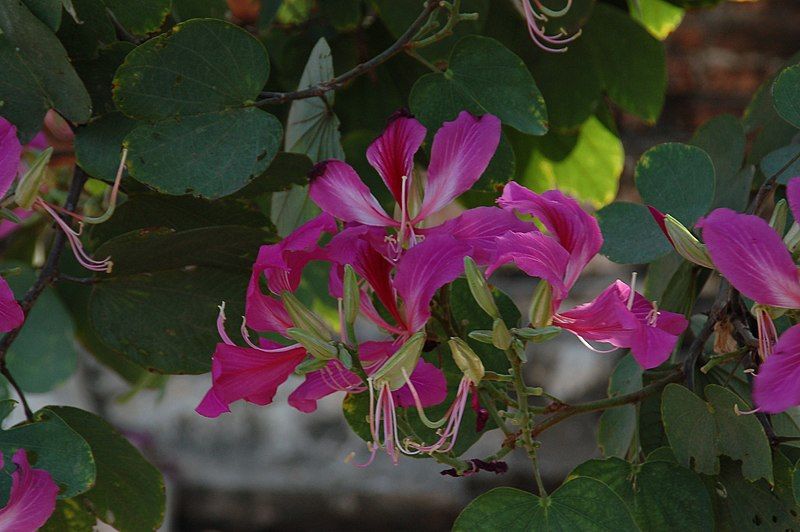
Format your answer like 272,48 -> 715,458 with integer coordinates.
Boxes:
628,0 -> 684,40
597,201 -> 672,264
74,42 -> 135,116
42,499 -> 96,532
75,111 -> 137,182
772,64 -> 800,130
760,144 -> 800,186
57,0 -> 115,61
0,0 -> 91,141
690,115 -> 748,211
410,36 -> 548,136
102,0 -> 169,36
23,0 -> 62,30
453,479 -> 638,531
598,355 -> 642,458
635,142 -> 715,226
89,225 -> 266,373
48,407 -> 165,531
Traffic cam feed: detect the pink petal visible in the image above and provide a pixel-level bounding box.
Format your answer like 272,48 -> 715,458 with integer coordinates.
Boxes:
698,208 -> 800,308
366,110 -> 427,205
309,160 -> 396,227
754,324 -> 800,413
0,278 -> 23,333
423,207 -> 536,264
0,449 -> 58,531
498,182 -> 602,291
393,236 -> 472,333
0,118 -> 22,199
415,112 -> 501,222
486,231 -> 570,304
195,343 -> 307,418
788,177 -> 800,225
392,359 -> 447,408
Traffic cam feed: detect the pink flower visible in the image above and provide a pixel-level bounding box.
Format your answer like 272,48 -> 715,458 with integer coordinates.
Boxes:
0,277 -> 24,334
753,324 -> 800,413
0,449 -> 59,531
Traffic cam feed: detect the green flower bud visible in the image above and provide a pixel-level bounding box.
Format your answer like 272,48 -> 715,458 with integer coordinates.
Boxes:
663,214 -> 714,269
337,344 -> 353,370
14,147 -> 52,209
281,291 -> 330,341
372,332 -> 426,390
294,357 -> 329,375
343,264 -> 360,325
784,222 -> 800,253
512,326 -> 561,343
286,328 -> 338,360
529,281 -> 553,328
467,330 -> 494,344
492,318 -> 512,350
464,257 -> 500,319
770,199 -> 788,234
448,337 -> 484,384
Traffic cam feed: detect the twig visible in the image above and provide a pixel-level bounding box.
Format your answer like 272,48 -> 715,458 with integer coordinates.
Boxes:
0,167 -> 87,420
749,150 -> 800,215
254,1 -> 441,106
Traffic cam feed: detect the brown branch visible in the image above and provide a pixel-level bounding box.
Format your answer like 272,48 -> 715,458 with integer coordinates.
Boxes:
254,1 -> 441,106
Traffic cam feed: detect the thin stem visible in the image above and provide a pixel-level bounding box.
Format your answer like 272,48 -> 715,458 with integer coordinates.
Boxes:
508,349 -> 547,496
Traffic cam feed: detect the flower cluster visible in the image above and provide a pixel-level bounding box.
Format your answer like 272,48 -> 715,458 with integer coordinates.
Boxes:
197,110 -> 687,465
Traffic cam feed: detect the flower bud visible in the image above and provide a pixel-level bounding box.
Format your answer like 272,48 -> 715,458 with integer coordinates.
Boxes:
512,326 -> 561,343
491,318 -> 512,350
286,327 -> 338,360
281,291 -> 330,341
337,344 -> 353,370
294,357 -> 329,375
784,222 -> 800,253
770,199 -> 788,235
464,257 -> 500,319
14,147 -> 52,209
372,332 -> 426,390
343,264 -> 359,325
448,337 -> 485,384
663,214 -> 714,269
467,330 -> 494,344
529,281 -> 553,328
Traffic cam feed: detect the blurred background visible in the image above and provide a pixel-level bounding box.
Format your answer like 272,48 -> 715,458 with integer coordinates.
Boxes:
22,0 -> 800,530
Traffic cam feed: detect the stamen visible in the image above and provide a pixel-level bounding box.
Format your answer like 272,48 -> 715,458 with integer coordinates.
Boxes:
401,368 -> 448,429
576,335 -> 619,354
37,199 -> 113,272
734,404 -> 759,416
646,301 -> 660,327
216,302 -> 235,345
755,308 -> 777,360
627,272 -> 638,310
82,148 -> 128,225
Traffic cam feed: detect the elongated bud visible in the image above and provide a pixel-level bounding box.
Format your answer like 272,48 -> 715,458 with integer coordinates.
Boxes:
663,215 -> 714,269
294,357 -> 329,375
512,325 -> 561,343
448,337 -> 485,384
343,265 -> 359,325
529,281 -> 553,328
281,291 -> 330,340
770,199 -> 788,234
15,147 -> 52,209
492,318 -> 512,350
337,344 -> 353,370
372,332 -> 426,390
464,257 -> 500,319
785,222 -> 800,253
286,327 -> 338,360
467,330 -> 494,344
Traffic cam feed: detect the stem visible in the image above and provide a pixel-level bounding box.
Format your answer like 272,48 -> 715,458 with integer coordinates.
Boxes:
508,349 -> 547,496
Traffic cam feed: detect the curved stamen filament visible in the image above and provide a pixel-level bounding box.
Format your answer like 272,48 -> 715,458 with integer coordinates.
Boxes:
82,148 -> 128,225
755,309 -> 777,361
407,378 -> 471,454
216,302 -> 235,345
401,368 -> 447,429
37,198 -> 113,272
532,0 -> 573,18
575,335 -> 619,354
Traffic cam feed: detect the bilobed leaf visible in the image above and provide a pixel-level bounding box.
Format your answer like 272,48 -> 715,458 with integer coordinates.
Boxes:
760,144 -> 800,186
772,64 -> 800,130
453,479 -> 637,532
635,142 -> 715,226
75,111 -> 137,182
661,383 -> 718,475
22,0 -> 62,30
0,0 -> 91,141
690,114 -> 748,210
48,407 -> 165,531
101,0 -> 169,36
598,356 -> 643,458
410,36 -> 548,136
238,152 -> 312,197
285,38 -> 345,162
597,201 -> 672,264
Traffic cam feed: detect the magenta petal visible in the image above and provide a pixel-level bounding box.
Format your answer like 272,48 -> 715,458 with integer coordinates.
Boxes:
195,343 -> 307,418
486,231 -> 570,303
0,119 -> 22,199
288,360 -> 361,413
415,112 -> 501,221
788,178 -> 800,225
698,208 -> 800,308
245,274 -> 293,334
754,324 -> 800,413
366,111 -> 427,205
0,449 -> 58,531
393,359 -> 447,408
498,182 -> 602,291
394,235 -> 472,333
0,278 -> 23,334
309,160 -> 396,226
423,207 -> 537,264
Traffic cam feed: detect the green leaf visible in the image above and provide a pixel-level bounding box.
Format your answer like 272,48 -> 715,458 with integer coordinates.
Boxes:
772,64 -> 800,130
89,225 -> 266,373
101,0 -> 169,36
74,42 -> 135,116
48,407 -> 165,531
520,116 -> 623,208
584,4 -> 666,122
0,0 -> 91,141
285,38 -> 345,162
628,0 -> 684,40
75,111 -> 137,182
321,0 -> 361,30
453,479 -> 638,531
0,406 -> 95,499
410,36 -> 548,136
23,0 -> 62,30
42,499 -> 97,532
236,152 -> 312,197
56,0 -> 116,61
172,0 -> 227,21
690,114 -> 748,211
761,144 -> 800,186
661,383 -> 718,475
4,265 -> 77,393
635,142 -> 715,226
270,185 -> 320,238
598,356 -> 643,458
597,201 -> 672,264
124,107 -> 283,198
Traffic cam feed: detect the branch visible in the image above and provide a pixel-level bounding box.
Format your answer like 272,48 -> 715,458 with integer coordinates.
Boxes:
530,370 -> 683,438
254,1 -> 441,106
0,167 -> 87,420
